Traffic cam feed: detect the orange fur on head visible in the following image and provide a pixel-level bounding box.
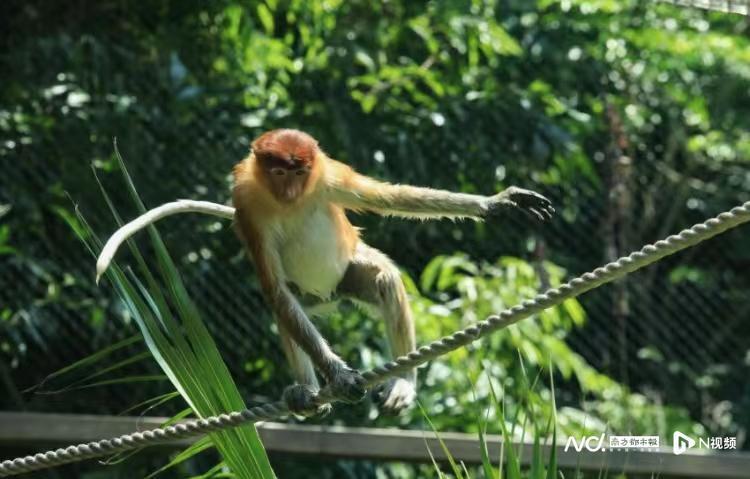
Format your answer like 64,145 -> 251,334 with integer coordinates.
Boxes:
252,129 -> 319,169
236,129 -> 324,205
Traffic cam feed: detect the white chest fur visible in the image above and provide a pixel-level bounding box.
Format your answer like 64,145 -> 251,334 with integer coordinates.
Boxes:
275,205 -> 351,298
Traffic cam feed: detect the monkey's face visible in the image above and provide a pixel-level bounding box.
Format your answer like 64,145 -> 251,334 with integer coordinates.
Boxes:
265,162 -> 312,203
252,129 -> 319,204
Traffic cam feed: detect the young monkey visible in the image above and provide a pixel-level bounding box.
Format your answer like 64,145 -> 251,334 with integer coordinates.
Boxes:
232,129 -> 554,416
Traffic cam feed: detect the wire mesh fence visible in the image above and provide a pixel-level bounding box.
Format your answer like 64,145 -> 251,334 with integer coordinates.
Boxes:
2,0 -> 750,453
2,151 -> 748,421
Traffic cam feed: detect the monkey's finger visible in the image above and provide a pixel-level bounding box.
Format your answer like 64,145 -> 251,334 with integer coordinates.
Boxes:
525,207 -> 547,222
372,386 -> 386,401
382,393 -> 407,413
516,189 -> 552,206
316,403 -> 333,417
515,197 -> 552,215
535,208 -> 550,221
349,376 -> 368,402
532,198 -> 553,213
533,204 -> 554,221
383,395 -> 398,410
348,387 -> 367,402
539,194 -> 553,206
537,206 -> 554,221
391,396 -> 415,413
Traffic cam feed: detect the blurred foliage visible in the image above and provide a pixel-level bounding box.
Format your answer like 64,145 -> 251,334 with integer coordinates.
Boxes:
420,366 -> 560,479
326,254 -> 700,438
2,0 -> 750,476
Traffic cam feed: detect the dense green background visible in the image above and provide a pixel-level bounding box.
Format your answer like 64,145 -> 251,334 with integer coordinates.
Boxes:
2,0 -> 749,477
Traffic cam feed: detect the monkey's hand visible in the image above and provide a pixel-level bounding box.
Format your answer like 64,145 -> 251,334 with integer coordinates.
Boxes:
283,384 -> 333,417
326,364 -> 367,404
373,377 -> 416,415
486,186 -> 554,221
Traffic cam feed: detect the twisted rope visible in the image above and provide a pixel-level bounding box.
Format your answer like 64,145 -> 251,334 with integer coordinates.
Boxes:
3,201 -> 750,477
658,0 -> 750,15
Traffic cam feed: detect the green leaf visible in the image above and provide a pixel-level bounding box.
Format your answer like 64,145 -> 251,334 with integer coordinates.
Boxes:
354,50 -> 376,71
488,377 -> 520,479
257,4 -> 274,35
545,366 -> 558,479
529,426 -> 543,479
35,351 -> 152,394
24,335 -> 142,393
118,391 -> 181,416
420,255 -> 447,292
478,408 -> 497,479
418,401 -> 465,479
145,436 -> 215,479
486,23 -> 522,56
74,145 -> 276,478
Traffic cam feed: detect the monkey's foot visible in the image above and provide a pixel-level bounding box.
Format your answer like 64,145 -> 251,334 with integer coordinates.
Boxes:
490,186 -> 554,221
327,365 -> 367,403
282,384 -> 332,417
374,377 -> 416,414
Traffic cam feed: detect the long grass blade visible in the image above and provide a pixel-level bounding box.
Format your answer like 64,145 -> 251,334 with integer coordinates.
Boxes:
418,401 -> 465,479
488,377 -> 520,479
73,146 -> 276,478
545,365 -> 558,479
23,335 -> 142,393
144,436 -> 215,479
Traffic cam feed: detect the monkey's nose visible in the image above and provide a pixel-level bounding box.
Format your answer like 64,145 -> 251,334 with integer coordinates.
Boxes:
283,183 -> 302,201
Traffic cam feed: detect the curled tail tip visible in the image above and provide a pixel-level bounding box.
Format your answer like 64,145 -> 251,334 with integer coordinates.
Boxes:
95,257 -> 109,285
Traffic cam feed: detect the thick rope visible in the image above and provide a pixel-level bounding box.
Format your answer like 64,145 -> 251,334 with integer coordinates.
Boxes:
3,201 -> 749,477
658,0 -> 750,15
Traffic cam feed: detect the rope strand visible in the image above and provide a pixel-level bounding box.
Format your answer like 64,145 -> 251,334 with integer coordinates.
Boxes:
2,201 -> 749,477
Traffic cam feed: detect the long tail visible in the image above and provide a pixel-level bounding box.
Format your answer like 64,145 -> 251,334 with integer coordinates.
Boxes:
96,199 -> 235,283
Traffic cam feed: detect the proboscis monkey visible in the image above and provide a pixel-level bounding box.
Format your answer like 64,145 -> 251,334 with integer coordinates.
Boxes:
231,129 -> 554,415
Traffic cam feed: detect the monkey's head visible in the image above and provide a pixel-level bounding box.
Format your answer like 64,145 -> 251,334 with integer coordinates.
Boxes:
252,129 -> 319,203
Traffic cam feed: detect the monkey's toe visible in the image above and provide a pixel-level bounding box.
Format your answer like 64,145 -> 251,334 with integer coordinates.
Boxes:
283,384 -> 330,417
374,377 -> 416,414
328,366 -> 367,403
314,403 -> 333,417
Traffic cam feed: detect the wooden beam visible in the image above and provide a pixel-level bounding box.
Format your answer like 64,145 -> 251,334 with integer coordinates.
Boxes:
1,412 -> 749,478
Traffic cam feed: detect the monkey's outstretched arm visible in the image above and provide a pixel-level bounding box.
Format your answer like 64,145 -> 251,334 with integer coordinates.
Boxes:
96,200 -> 234,283
327,162 -> 554,221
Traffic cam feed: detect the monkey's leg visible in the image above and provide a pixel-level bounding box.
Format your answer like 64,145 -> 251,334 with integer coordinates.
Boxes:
279,328 -> 319,387
338,242 -> 417,413
279,328 -> 332,416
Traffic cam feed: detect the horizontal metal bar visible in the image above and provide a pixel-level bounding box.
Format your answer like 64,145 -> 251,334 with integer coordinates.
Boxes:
1,412 -> 748,478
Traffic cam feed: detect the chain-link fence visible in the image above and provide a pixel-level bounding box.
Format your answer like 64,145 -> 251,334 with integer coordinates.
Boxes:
2,151 -> 748,422
2,0 -> 749,449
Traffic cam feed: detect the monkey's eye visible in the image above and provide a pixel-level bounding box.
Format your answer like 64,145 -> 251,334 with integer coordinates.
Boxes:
295,169 -> 307,176
270,167 -> 286,176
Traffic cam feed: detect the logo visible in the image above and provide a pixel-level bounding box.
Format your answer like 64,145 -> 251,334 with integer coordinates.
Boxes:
564,434 -> 659,453
562,432 -> 734,455
673,431 -> 696,455
564,434 -> 606,452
